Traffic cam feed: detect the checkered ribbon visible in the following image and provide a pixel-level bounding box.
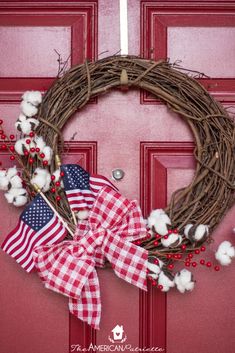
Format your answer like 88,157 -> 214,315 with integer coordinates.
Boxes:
33,186 -> 148,329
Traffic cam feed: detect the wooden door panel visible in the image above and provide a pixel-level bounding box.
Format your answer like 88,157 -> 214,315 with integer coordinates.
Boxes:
0,2 -> 98,353
141,1 -> 235,103
140,2 -> 235,353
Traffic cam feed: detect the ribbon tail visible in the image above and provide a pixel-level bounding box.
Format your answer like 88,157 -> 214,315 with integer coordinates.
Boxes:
69,269 -> 101,329
103,233 -> 148,291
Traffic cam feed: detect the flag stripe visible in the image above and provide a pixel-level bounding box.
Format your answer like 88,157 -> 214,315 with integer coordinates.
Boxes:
13,216 -> 59,261
1,194 -> 67,273
22,222 -> 66,272
1,221 -> 25,252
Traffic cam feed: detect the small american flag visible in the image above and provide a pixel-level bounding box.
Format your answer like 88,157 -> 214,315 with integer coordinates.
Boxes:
61,164 -> 118,211
1,194 -> 67,272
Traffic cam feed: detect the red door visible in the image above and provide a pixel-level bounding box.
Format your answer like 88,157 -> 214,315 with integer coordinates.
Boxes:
0,1 -> 234,353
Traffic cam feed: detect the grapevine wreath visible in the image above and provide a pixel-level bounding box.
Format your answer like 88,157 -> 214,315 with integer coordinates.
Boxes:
1,56 -> 235,323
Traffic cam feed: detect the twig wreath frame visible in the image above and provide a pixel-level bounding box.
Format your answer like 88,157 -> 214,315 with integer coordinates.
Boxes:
21,55 -> 235,261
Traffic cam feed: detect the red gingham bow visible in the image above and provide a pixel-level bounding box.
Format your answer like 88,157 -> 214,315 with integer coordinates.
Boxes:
33,186 -> 148,329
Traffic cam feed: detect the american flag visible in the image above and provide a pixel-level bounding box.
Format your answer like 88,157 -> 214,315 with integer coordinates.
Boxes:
61,164 -> 118,211
1,194 -> 67,272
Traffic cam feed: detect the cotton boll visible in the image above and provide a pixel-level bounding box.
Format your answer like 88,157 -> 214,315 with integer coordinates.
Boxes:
34,136 -> 46,151
147,260 -> 163,279
20,118 -> 39,134
4,192 -> 14,203
148,209 -> 171,236
31,168 -> 51,192
27,118 -> 39,131
19,119 -> 32,134
153,219 -> 169,236
184,224 -> 193,238
5,188 -> 28,205
175,269 -> 195,293
194,225 -> 209,241
0,176 -> 9,191
52,169 -> 60,182
76,210 -> 89,220
20,100 -> 38,117
22,91 -> 42,106
161,233 -> 182,248
0,170 -> 6,178
184,224 -> 209,243
42,146 -> 53,164
215,241 -> 235,266
15,138 -> 30,155
13,195 -> 28,207
6,166 -> 18,179
158,271 -> 175,292
148,209 -> 171,227
52,169 -> 64,188
9,175 -> 23,189
15,113 -> 27,131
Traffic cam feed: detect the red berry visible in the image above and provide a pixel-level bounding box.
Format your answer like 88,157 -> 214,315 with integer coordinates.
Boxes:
181,244 -> 187,251
154,240 -> 159,246
55,181 -> 60,187
51,187 -> 56,193
200,259 -> 205,265
195,249 -> 200,255
192,262 -> 197,267
154,259 -> 159,265
40,153 -> 45,158
1,144 -> 7,150
10,146 -> 15,152
185,261 -> 190,267
155,234 -> 161,239
51,175 -> 56,181
30,147 -> 35,152
29,158 -> 34,164
56,196 -> 61,202
168,264 -> 174,270
29,132 -> 35,137
188,253 -> 193,259
177,254 -> 182,259
214,266 -> 220,271
173,229 -> 178,234
36,148 -> 40,153
167,254 -> 172,259
147,233 -> 151,239
168,229 -> 173,234
206,261 -> 212,268
152,280 -> 157,286
10,156 -> 15,161
163,235 -> 168,239
1,134 -> 6,140
0,119 -> 3,124
0,130 -> 3,134
26,139 -> 31,144
201,246 -> 206,252
24,151 -> 29,156
158,285 -> 163,290
60,171 -> 65,177
43,160 -> 48,166
10,134 -> 15,140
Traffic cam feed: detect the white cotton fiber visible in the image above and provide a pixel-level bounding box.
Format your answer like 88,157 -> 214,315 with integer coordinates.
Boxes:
22,91 -> 42,106
20,101 -> 38,117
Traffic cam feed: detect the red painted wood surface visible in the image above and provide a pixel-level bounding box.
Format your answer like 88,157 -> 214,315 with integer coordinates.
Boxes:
0,1 -> 234,353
